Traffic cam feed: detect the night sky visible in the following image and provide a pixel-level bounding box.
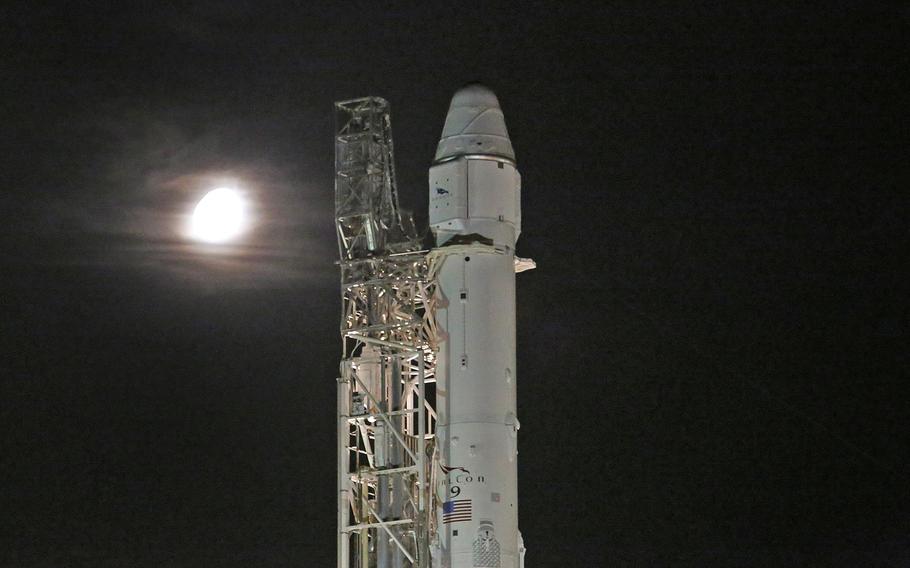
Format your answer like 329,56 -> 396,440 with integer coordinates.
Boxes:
1,4 -> 907,567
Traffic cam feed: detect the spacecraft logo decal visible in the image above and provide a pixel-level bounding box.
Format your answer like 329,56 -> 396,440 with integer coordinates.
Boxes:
441,464 -> 470,475
443,499 -> 472,524
435,187 -> 450,195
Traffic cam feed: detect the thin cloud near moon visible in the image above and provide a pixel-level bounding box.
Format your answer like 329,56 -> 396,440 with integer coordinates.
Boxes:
21,107 -> 336,289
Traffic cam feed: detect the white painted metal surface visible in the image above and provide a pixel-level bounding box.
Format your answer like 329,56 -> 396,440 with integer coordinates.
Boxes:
434,83 -> 516,163
429,84 -> 529,568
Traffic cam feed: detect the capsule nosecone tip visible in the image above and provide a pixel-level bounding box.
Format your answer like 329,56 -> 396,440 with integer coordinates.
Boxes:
434,84 -> 515,163
449,82 -> 501,109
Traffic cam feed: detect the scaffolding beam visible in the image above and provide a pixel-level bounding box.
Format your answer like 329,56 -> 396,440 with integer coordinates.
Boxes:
335,97 -> 438,568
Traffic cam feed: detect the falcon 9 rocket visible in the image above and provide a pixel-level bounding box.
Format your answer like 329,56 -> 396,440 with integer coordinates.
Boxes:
429,84 -> 529,568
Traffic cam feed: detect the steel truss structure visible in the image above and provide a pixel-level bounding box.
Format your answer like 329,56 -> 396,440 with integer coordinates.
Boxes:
335,97 -> 439,567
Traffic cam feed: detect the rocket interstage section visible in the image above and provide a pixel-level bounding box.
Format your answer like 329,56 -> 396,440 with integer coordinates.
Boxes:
334,85 -> 529,568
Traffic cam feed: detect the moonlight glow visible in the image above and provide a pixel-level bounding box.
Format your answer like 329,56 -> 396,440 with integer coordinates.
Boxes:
190,188 -> 247,243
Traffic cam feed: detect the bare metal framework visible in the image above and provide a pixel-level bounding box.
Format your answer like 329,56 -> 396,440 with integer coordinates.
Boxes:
335,97 -> 439,568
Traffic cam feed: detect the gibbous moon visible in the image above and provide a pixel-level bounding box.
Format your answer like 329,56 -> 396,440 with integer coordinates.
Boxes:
190,188 -> 247,243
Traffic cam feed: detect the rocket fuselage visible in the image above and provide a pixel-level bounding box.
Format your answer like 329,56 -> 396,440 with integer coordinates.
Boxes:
430,85 -> 525,568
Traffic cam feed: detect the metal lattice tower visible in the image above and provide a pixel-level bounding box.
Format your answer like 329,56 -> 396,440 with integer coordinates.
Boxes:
335,97 -> 440,568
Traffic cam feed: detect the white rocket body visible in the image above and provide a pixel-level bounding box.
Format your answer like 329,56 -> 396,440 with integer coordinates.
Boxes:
429,85 -> 526,568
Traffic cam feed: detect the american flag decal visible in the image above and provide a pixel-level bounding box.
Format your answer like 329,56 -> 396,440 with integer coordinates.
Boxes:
442,499 -> 472,524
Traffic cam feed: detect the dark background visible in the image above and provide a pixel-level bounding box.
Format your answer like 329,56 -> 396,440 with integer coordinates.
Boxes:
1,3 -> 907,566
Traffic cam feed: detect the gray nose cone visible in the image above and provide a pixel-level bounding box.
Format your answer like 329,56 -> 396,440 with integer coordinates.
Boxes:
434,84 -> 515,163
